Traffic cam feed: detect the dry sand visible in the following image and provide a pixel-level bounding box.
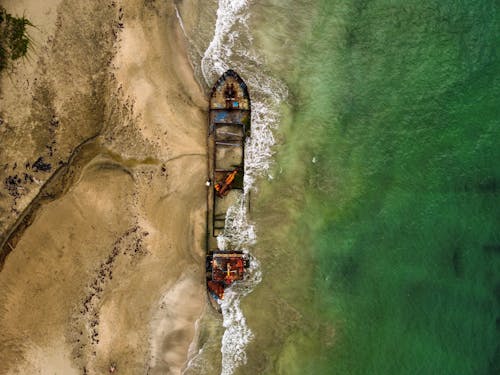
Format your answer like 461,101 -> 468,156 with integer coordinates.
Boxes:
0,0 -> 209,373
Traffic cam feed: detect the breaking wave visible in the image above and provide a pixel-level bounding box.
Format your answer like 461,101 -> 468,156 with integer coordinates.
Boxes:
219,258 -> 262,375
200,0 -> 287,374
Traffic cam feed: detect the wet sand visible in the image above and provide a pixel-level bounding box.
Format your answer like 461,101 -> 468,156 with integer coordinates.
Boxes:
0,0 -> 208,373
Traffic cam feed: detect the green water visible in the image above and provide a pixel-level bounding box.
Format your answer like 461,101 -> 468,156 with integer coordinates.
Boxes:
243,1 -> 500,374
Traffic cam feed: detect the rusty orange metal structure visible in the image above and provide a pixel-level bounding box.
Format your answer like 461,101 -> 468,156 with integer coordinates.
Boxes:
206,251 -> 249,300
214,169 -> 238,197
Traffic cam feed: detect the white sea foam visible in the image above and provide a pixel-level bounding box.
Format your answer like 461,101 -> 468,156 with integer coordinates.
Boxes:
201,0 -> 251,85
174,4 -> 188,38
200,1 -> 288,374
220,258 -> 262,375
217,194 -> 255,251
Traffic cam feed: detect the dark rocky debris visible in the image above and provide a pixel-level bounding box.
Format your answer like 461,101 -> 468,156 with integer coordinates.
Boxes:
32,157 -> 52,172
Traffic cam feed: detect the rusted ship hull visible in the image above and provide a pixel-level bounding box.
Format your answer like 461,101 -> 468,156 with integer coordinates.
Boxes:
206,70 -> 251,310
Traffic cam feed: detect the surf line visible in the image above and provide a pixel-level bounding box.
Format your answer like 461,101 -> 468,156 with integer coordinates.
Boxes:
200,0 -> 288,373
201,1 -> 258,374
174,4 -> 188,38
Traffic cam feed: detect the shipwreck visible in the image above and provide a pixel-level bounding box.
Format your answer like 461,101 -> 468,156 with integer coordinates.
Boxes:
206,70 -> 251,310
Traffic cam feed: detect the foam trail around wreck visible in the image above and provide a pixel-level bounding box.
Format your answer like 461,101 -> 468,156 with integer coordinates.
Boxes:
219,258 -> 262,375
201,1 -> 287,374
201,0 -> 250,85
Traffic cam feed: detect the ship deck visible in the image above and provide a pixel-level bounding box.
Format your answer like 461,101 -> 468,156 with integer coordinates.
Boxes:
207,70 -> 250,251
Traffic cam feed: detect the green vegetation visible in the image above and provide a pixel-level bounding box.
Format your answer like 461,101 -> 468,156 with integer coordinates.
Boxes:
0,6 -> 33,71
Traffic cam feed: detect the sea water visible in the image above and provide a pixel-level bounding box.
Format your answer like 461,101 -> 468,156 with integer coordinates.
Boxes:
184,1 -> 500,374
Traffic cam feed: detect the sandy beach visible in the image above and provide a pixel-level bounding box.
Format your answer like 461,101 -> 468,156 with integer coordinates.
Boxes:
0,0 -> 208,373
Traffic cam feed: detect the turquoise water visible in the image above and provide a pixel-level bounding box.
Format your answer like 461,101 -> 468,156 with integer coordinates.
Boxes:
240,1 -> 500,374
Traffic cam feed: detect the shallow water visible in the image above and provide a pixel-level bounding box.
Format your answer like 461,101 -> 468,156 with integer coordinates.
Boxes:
185,1 -> 500,374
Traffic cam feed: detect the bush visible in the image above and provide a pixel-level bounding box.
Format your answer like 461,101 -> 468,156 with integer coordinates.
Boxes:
0,6 -> 33,71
